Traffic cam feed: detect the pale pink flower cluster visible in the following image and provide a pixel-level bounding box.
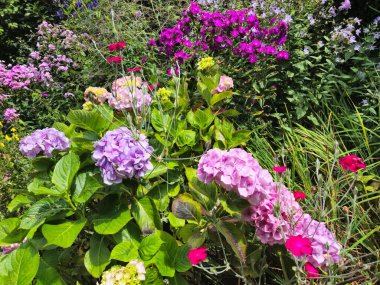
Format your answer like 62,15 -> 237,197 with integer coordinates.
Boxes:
108,76 -> 152,111
212,75 -> 234,94
197,148 -> 342,269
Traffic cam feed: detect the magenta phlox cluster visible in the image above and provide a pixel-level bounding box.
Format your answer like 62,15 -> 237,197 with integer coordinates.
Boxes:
108,76 -> 152,111
19,128 -> 71,158
197,147 -> 341,269
151,2 -> 289,66
197,148 -> 273,204
92,127 -> 153,185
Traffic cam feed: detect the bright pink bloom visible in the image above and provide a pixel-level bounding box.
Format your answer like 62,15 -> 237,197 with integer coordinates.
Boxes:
293,191 -> 306,201
338,155 -> 366,172
107,56 -> 123,63
147,85 -> 154,91
272,166 -> 287,173
305,262 -> 319,278
116,41 -> 127,49
187,247 -> 207,265
285,235 -> 313,257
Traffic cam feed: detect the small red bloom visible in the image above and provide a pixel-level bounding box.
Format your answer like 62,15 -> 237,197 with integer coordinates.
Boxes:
187,247 -> 207,265
338,155 -> 366,172
147,85 -> 155,91
108,41 -> 127,51
107,56 -> 123,63
293,191 -> 306,201
305,262 -> 319,278
127,67 -> 142,73
272,166 -> 287,173
285,235 -> 313,257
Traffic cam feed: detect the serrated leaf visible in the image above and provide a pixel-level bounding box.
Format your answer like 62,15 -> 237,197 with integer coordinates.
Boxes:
139,233 -> 164,261
42,218 -> 86,248
0,244 -> 40,285
36,257 -> 66,285
172,194 -> 202,221
215,221 -> 247,263
93,203 -> 132,235
52,152 -> 80,194
173,245 -> 191,272
176,130 -> 196,147
84,235 -> 110,278
0,218 -> 26,246
72,172 -> 103,203
210,90 -> 233,105
7,195 -> 34,213
111,241 -> 139,262
131,197 -> 162,234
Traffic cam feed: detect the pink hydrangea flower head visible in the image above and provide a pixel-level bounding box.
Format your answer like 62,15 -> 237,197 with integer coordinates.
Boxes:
92,127 -> 154,185
187,247 -> 207,265
108,76 -> 152,111
285,235 -> 313,257
212,75 -> 234,94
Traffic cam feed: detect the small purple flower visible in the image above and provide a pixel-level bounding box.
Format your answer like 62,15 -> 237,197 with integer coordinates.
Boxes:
19,128 -> 70,158
338,0 -> 351,11
42,92 -> 49,97
3,108 -> 20,123
92,127 -> 153,185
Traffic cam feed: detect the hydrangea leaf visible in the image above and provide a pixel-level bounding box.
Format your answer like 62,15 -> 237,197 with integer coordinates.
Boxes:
131,196 -> 162,234
139,232 -> 164,261
84,234 -> 111,278
52,152 -> 80,194
35,257 -> 66,285
42,218 -> 86,248
72,172 -> 103,203
171,193 -> 202,221
93,203 -> 132,235
110,241 -> 139,262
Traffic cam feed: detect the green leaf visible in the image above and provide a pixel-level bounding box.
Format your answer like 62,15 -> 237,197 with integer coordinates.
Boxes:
151,250 -> 175,277
36,257 -> 66,285
176,130 -> 196,147
167,213 -> 185,228
144,267 -> 164,285
42,218 -> 86,248
197,82 -> 211,106
187,109 -> 214,130
171,194 -> 202,221
228,130 -> 252,148
52,152 -> 80,194
139,233 -> 164,261
7,195 -> 34,213
169,273 -> 189,285
67,104 -> 113,133
173,245 -> 191,272
113,221 -> 141,247
210,91 -> 233,106
131,197 -> 162,234
111,241 -> 139,262
72,173 -> 103,203
93,203 -> 132,235
28,178 -> 60,196
185,167 -> 217,211
0,244 -> 40,285
84,235 -> 111,278
151,108 -> 170,132
0,218 -> 26,246
144,163 -> 168,179
215,221 -> 247,263
20,198 -> 67,230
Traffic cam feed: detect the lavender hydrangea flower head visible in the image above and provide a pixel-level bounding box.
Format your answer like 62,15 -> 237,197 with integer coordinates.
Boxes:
92,127 -> 153,185
19,128 -> 70,158
108,76 -> 152,111
3,108 -> 20,123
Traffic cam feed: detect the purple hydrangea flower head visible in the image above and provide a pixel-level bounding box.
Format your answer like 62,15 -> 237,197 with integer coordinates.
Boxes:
3,108 -> 20,123
92,127 -> 153,185
19,128 -> 70,158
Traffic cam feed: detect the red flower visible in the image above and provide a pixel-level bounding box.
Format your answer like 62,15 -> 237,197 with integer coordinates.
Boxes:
285,235 -> 313,257
338,155 -> 366,172
108,41 -> 127,51
187,247 -> 207,265
305,262 -> 319,278
127,67 -> 142,73
107,56 -> 123,63
293,191 -> 306,201
272,166 -> 287,173
147,85 -> 155,91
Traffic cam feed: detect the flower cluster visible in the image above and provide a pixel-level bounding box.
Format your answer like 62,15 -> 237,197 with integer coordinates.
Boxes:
3,108 -> 20,123
19,128 -> 70,158
151,2 -> 289,66
197,148 -> 273,205
84,87 -> 111,104
92,127 -> 153,185
0,62 -> 39,90
108,76 -> 152,111
212,75 -> 233,94
100,260 -> 146,285
55,0 -> 100,20
198,148 -> 342,276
